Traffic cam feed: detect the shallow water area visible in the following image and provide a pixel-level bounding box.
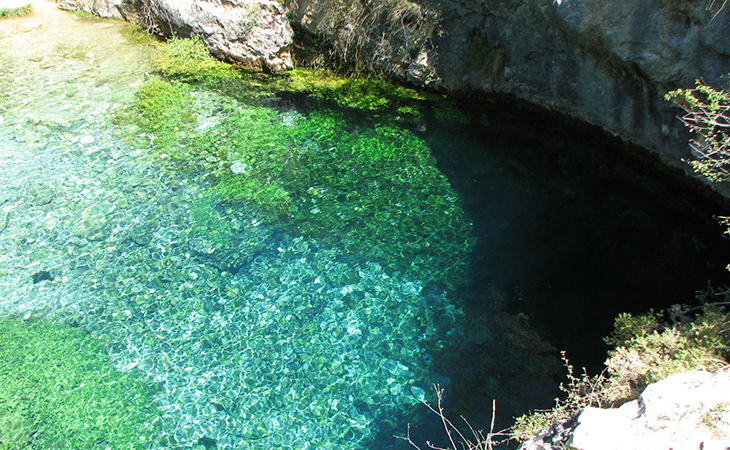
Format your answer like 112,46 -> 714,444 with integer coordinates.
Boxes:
0,4 -> 470,450
5,3 -> 730,450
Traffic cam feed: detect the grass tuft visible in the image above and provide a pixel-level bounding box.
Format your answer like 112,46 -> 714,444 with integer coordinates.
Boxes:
0,4 -> 32,19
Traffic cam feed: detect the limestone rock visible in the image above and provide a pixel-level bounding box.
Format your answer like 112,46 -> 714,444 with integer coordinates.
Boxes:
55,0 -> 137,21
150,0 -> 293,73
520,369 -> 730,450
18,20 -> 40,31
55,0 -> 293,72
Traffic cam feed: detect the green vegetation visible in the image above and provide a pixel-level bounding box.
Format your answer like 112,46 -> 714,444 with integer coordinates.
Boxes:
0,4 -> 32,19
154,36 -> 242,82
511,302 -> 730,441
294,0 -> 439,74
115,37 -> 475,287
141,36 -> 472,125
665,79 -> 730,182
119,22 -> 161,46
185,193 -> 270,272
289,68 -> 431,113
124,90 -> 473,284
70,9 -> 106,21
122,78 -> 196,156
506,74 -> 730,446
701,401 -> 730,436
0,318 -> 161,449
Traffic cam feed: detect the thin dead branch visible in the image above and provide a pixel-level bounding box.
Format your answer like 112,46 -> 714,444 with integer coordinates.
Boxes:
397,385 -> 505,450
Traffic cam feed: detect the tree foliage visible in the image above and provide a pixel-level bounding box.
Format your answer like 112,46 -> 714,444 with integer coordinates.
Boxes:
665,79 -> 730,182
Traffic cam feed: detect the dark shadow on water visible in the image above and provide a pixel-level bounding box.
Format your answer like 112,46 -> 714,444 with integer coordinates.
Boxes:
275,91 -> 730,447
417,97 -> 730,437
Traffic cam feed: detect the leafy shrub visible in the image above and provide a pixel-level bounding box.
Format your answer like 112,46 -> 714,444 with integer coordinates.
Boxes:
511,302 -> 730,442
665,79 -> 730,182
604,304 -> 730,397
0,319 -> 161,449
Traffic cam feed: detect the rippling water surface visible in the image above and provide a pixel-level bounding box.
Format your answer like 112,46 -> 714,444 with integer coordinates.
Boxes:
4,3 -> 730,450
0,3 -> 475,449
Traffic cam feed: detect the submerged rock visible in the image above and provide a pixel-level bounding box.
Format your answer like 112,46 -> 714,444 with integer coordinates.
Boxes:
31,270 -> 53,284
71,202 -> 113,241
520,369 -> 730,450
0,408 -> 36,449
18,20 -> 40,31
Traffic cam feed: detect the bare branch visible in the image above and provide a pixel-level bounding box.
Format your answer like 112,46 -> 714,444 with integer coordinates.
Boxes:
396,385 -> 505,450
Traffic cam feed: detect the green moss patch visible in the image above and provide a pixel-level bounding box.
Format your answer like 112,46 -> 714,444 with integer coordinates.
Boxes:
512,303 -> 730,442
133,98 -> 475,286
0,319 -> 161,449
288,68 -> 431,112
154,36 -> 242,82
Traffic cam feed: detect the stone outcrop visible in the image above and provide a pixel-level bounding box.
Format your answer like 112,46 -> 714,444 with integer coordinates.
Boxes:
150,0 -> 293,73
55,0 -> 137,21
291,0 -> 730,178
519,369 -> 730,450
56,0 -> 294,73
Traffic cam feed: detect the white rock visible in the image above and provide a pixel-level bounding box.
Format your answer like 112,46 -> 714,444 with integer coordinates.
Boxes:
230,161 -> 248,174
521,370 -> 730,450
150,0 -> 294,72
18,21 -> 41,32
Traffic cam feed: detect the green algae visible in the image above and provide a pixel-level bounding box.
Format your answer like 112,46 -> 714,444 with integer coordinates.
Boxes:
288,68 -> 431,112
121,88 -> 475,286
115,42 -> 476,285
154,36 -> 243,83
145,35 -> 474,126
0,23 -> 477,449
0,319 -> 161,449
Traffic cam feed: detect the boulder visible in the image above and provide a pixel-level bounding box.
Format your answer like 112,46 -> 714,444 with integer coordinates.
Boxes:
150,0 -> 293,73
55,0 -> 294,73
55,0 -> 138,21
520,369 -> 730,450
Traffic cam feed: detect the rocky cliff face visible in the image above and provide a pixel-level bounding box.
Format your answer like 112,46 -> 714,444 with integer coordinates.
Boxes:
292,0 -> 730,176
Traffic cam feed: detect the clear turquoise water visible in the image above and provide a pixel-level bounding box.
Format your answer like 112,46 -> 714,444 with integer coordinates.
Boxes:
4,4 -> 730,450
0,7 -> 471,450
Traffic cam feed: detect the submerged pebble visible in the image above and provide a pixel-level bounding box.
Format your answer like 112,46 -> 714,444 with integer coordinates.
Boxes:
0,10 -> 472,450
